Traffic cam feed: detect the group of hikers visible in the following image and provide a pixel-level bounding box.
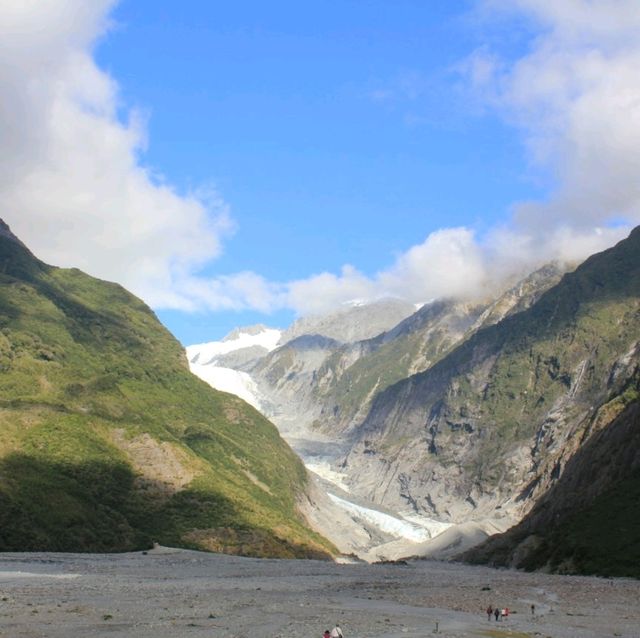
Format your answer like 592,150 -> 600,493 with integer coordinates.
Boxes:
486,603 -> 535,620
485,605 -> 509,621
322,605 -> 537,633
323,607 -> 537,633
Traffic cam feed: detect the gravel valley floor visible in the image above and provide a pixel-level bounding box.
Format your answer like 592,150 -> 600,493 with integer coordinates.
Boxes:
0,546 -> 637,638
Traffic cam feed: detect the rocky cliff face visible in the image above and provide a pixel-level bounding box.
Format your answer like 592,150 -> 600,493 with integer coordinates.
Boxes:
343,228 -> 640,540
249,333 -> 344,439
461,390 -> 640,577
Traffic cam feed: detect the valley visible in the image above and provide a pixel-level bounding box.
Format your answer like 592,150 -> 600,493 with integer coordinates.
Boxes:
185,270 -> 569,560
187,229 -> 640,573
0,548 -> 638,638
1,216 -> 638,577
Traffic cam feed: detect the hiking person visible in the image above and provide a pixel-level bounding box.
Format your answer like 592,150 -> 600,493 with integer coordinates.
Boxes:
323,630 -> 331,638
486,605 -> 493,620
494,607 -> 500,621
330,624 -> 343,638
531,603 -> 535,615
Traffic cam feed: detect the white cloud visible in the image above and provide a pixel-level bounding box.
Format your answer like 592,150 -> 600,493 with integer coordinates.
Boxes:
379,228 -> 486,301
286,265 -> 375,316
286,1 -> 640,316
1,0 -> 637,323
0,0 -> 233,311
285,229 -> 488,315
473,0 -> 640,234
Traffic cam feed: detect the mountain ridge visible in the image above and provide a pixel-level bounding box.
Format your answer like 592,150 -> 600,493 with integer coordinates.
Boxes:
0,220 -> 333,558
342,227 -> 640,552
181,227 -> 640,571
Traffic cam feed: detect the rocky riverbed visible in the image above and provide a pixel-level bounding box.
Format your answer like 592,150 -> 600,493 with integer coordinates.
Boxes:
0,546 -> 637,637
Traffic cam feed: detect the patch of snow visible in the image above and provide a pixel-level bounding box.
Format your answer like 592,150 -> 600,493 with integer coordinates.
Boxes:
186,327 -> 281,365
305,461 -> 351,493
414,299 -> 435,311
190,364 -> 266,411
327,494 -> 451,543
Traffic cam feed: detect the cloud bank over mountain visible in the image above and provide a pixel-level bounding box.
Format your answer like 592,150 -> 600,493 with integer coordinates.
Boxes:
0,1 -> 637,318
470,0 -> 640,233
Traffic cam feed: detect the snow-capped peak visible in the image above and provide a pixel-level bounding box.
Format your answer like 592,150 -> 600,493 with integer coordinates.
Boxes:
186,325 -> 281,366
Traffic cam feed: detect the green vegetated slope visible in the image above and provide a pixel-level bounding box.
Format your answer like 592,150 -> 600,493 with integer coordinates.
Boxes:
310,265 -> 565,435
0,226 -> 333,558
348,227 -> 640,574
313,301 -> 484,433
360,226 -> 639,464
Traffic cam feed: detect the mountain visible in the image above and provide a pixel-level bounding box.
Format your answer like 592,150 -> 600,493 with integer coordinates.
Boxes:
186,263 -> 569,559
180,228 -> 640,571
185,300 -> 420,443
314,263 -> 566,437
0,221 -> 333,558
342,227 -> 640,571
238,263 -> 565,445
280,298 -> 418,344
461,391 -> 640,577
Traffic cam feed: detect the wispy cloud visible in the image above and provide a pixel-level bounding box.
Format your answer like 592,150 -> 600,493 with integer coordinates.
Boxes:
369,70 -> 429,104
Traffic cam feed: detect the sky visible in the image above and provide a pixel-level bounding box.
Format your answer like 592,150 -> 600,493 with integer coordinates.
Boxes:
2,1 -> 640,345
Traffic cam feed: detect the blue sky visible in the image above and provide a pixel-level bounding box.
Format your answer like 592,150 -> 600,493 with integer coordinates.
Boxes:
3,1 -> 639,344
97,1 -> 534,341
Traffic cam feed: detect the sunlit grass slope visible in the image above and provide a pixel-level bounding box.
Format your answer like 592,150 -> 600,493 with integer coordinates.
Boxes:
0,230 -> 333,558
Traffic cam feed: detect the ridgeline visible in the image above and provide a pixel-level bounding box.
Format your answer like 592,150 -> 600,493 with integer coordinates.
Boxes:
0,221 -> 333,558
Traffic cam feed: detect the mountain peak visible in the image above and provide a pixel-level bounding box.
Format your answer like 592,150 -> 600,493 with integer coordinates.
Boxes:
282,298 -> 417,344
223,324 -> 276,342
0,219 -> 28,250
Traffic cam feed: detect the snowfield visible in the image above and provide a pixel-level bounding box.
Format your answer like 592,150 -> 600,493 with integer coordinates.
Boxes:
186,326 -> 281,410
189,364 -> 267,411
186,327 -> 281,365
